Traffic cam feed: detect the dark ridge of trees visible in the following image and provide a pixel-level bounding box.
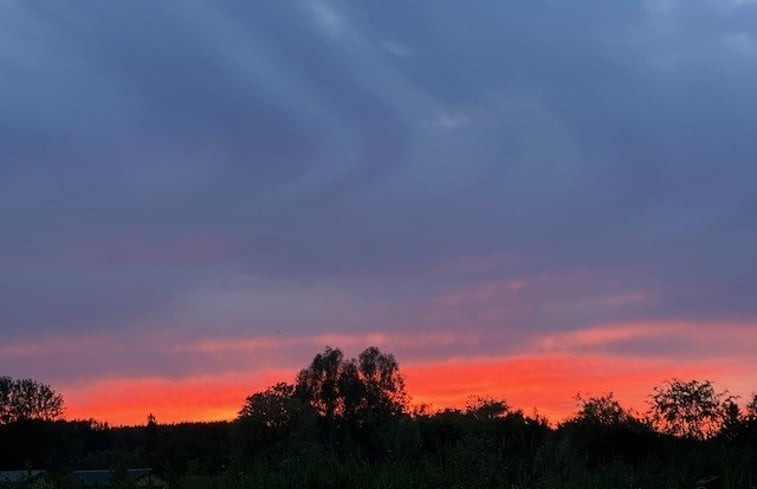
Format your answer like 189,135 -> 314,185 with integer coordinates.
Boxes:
3,346 -> 757,488
0,376 -> 64,424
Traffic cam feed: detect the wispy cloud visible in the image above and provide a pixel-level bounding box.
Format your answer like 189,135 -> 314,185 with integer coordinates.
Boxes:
404,353 -> 738,421
172,330 -> 479,355
61,349 -> 756,425
414,113 -> 471,130
382,40 -> 414,58
724,33 -> 757,55
533,321 -> 757,356
1,0 -> 756,425
305,0 -> 345,38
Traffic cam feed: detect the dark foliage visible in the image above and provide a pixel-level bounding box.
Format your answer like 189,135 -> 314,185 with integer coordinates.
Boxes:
3,349 -> 757,488
0,377 -> 64,424
649,378 -> 737,440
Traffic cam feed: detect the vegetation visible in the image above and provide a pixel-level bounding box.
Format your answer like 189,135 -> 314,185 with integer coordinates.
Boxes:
2,347 -> 757,488
649,378 -> 738,440
0,376 -> 64,425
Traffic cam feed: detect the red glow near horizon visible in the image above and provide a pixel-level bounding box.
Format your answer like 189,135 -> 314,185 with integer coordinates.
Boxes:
21,321 -> 757,426
61,353 -> 750,426
63,371 -> 292,426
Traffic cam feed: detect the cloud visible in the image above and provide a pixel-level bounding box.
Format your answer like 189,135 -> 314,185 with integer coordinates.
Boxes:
5,316 -> 755,425
172,330 -> 479,355
382,40 -> 414,58
532,321 -> 757,354
724,33 -> 757,55
414,350 -> 757,421
60,350 -> 757,426
305,0 -> 346,38
1,0 -> 756,423
434,114 -> 470,129
644,0 -> 678,14
62,371 -> 291,426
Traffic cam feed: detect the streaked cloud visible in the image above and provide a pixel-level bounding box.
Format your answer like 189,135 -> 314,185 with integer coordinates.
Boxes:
382,40 -> 414,58
724,32 -> 757,55
1,0 -> 756,424
61,348 -> 757,425
306,0 -> 345,38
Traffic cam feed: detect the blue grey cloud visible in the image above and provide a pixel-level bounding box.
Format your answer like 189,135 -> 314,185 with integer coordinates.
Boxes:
1,0 -> 756,372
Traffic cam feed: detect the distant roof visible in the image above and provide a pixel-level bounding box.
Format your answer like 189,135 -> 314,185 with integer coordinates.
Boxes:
0,470 -> 45,483
71,469 -> 153,487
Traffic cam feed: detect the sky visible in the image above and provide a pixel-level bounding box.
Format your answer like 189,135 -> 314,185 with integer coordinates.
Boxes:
1,0 -> 757,425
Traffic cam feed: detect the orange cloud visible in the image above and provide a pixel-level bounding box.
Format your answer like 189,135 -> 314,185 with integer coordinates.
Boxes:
16,320 -> 757,426
63,370 -> 292,426
433,279 -> 528,307
533,321 -> 757,354
60,352 -> 755,426
403,354 -> 742,421
172,330 -> 479,355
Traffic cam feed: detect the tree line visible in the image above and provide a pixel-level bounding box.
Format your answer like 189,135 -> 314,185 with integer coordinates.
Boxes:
3,346 -> 757,488
238,346 -> 757,443
6,347 -> 757,440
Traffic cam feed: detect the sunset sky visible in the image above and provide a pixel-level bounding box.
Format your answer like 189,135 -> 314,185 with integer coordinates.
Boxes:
2,0 -> 757,426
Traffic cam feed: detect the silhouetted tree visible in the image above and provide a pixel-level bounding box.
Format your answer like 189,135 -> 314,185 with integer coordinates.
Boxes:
7,349 -> 757,487
354,346 -> 407,425
235,381 -> 316,459
0,376 -> 10,424
720,398 -> 743,440
560,392 -> 656,467
573,393 -> 632,426
239,383 -> 302,430
747,394 -> 757,420
737,393 -> 757,442
648,379 -> 734,440
145,413 -> 158,463
465,397 -> 509,420
294,346 -> 408,428
295,347 -> 345,422
0,376 -> 64,424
